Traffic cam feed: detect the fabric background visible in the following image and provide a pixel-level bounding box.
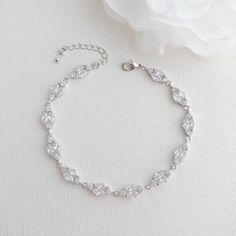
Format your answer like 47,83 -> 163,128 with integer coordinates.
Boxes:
1,0 -> 236,235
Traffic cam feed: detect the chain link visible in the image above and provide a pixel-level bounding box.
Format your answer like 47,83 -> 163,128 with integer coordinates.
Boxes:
55,43 -> 108,66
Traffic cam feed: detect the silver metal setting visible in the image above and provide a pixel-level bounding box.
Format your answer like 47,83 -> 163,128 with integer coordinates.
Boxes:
41,43 -> 195,199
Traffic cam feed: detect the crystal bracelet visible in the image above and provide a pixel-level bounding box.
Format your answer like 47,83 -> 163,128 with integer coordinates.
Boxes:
41,43 -> 195,199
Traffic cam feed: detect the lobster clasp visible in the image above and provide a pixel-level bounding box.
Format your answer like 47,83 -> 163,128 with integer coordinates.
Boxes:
122,60 -> 140,71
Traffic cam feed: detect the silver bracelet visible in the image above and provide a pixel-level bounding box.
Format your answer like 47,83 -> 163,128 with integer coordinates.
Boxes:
41,43 -> 195,199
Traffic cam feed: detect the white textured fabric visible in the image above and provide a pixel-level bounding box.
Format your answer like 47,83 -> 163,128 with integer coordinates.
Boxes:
0,0 -> 236,235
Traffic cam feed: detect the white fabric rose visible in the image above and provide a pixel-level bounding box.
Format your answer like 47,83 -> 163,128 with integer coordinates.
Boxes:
102,0 -> 236,57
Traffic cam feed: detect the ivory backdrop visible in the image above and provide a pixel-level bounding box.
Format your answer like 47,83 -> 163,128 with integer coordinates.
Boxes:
1,0 -> 236,236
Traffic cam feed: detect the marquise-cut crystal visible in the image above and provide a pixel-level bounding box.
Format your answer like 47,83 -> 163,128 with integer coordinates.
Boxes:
41,111 -> 55,129
151,170 -> 170,186
47,141 -> 60,160
120,184 -> 143,198
173,144 -> 188,165
182,112 -> 195,136
60,167 -> 80,184
148,68 -> 166,83
49,82 -> 65,101
86,183 -> 111,196
63,172 -> 74,182
70,65 -> 90,79
172,87 -> 187,106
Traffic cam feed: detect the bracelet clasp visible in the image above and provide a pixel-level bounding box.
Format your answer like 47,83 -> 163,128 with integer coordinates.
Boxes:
122,60 -> 146,71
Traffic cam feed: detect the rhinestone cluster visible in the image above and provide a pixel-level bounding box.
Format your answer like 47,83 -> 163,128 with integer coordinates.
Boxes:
148,170 -> 171,188
84,183 -> 111,196
59,165 -> 80,184
69,65 -> 90,79
41,58 -> 195,199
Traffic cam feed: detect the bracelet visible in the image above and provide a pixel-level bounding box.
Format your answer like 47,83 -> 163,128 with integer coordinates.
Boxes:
41,43 -> 195,199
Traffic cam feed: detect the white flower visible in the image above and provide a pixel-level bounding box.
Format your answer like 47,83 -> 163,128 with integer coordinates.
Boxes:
102,0 -> 236,57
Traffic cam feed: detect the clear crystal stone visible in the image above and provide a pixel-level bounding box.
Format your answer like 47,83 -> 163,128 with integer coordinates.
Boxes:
150,179 -> 157,187
182,112 -> 195,136
47,141 -> 60,160
120,184 -> 143,198
49,82 -> 65,101
63,172 -> 74,182
81,182 -> 88,187
151,170 -> 170,186
145,184 -> 151,190
41,110 -> 55,129
47,134 -> 54,143
172,87 -> 187,106
87,183 -> 111,196
171,164 -> 176,170
70,65 -> 90,79
57,160 -> 64,168
148,68 -> 166,83
74,176 -> 80,184
112,191 -> 120,197
45,103 -> 51,112
173,144 -> 188,165
119,189 -> 127,197
60,167 -> 80,184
